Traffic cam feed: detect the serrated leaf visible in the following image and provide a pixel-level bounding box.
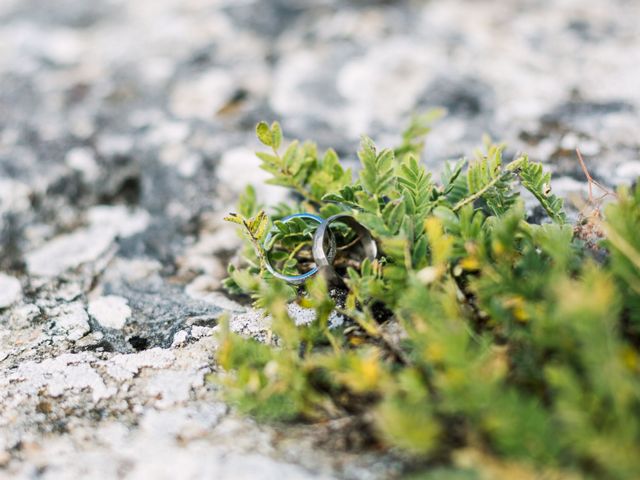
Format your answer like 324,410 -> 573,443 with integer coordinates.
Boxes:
515,155 -> 566,223
397,155 -> 433,219
358,136 -> 395,196
442,159 -> 466,193
382,200 -> 406,235
223,213 -> 245,225
322,185 -> 362,208
250,211 -> 269,240
322,148 -> 339,172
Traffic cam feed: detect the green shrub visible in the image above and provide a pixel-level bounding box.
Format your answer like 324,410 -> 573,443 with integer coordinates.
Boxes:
217,117 -> 640,479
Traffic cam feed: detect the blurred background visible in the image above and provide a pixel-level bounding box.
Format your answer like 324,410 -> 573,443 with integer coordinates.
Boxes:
0,0 -> 639,477
2,0 -> 639,265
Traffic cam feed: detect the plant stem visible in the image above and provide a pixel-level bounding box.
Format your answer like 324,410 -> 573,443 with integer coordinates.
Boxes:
242,218 -> 267,272
452,172 -> 509,212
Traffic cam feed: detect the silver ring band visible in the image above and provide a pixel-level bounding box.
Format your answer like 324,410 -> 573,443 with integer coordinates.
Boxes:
312,214 -> 377,283
263,213 -> 336,285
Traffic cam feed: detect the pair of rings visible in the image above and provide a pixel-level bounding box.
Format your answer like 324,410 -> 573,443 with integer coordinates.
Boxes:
263,213 -> 377,285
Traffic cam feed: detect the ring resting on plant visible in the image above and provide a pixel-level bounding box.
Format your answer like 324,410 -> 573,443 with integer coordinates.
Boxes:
312,213 -> 378,284
263,213 -> 336,284
263,213 -> 377,285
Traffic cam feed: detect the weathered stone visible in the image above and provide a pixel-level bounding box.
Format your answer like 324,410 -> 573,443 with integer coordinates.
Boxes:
25,227 -> 116,277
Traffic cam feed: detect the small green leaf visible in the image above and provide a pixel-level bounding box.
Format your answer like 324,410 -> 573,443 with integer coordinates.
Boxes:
250,211 -> 269,240
256,121 -> 272,146
271,121 -> 283,150
282,141 -> 299,169
358,136 -> 395,197
223,213 -> 244,225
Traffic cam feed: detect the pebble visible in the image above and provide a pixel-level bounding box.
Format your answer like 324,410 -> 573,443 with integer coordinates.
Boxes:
171,330 -> 189,347
88,296 -> 132,330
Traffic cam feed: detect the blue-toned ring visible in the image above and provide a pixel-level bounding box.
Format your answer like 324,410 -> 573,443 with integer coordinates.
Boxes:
263,213 -> 336,285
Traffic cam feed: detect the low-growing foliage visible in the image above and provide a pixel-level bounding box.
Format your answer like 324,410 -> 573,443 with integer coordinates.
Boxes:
218,117 -> 640,479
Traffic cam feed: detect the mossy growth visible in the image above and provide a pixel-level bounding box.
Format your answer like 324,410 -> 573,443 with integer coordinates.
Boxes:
218,115 -> 640,479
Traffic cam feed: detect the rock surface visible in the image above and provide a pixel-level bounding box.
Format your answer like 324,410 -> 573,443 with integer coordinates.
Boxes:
0,0 -> 638,478
88,295 -> 132,330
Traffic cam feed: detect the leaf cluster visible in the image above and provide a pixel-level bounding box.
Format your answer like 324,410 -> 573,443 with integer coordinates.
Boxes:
218,116 -> 640,479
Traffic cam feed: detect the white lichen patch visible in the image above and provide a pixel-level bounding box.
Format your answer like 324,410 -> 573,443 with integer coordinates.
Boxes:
288,303 -> 345,329
1,353 -> 115,403
225,303 -> 345,343
171,330 -> 189,348
228,309 -> 272,339
88,295 -> 131,330
104,348 -> 175,382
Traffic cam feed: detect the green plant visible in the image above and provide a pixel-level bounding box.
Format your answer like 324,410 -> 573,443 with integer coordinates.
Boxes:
217,117 -> 640,479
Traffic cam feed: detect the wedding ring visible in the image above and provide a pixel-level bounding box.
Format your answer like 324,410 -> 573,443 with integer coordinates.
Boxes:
312,214 -> 377,283
263,213 -> 336,285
